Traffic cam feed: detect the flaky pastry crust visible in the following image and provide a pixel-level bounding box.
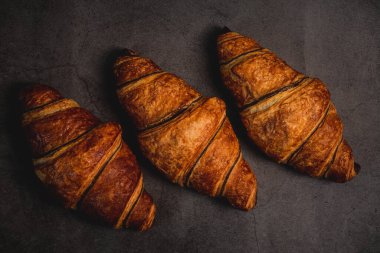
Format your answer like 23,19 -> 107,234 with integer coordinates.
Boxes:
113,50 -> 257,210
217,29 -> 359,182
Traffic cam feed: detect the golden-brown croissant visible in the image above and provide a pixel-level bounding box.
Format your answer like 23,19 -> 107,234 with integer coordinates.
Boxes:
113,50 -> 257,210
20,84 -> 156,230
217,28 -> 360,183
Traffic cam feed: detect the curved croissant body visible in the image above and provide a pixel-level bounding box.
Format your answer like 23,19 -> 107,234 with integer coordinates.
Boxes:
113,50 -> 257,210
20,84 -> 155,230
217,29 -> 359,183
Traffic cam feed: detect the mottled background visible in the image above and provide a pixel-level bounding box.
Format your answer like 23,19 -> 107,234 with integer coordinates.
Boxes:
0,0 -> 379,252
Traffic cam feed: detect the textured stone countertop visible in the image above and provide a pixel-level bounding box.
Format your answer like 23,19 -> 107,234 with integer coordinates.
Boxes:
1,0 -> 379,252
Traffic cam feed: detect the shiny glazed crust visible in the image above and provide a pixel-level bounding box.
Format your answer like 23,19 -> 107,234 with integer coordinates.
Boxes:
217,30 -> 359,182
113,51 -> 257,210
20,84 -> 156,230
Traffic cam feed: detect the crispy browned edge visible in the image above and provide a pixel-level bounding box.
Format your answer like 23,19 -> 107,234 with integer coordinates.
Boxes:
20,84 -> 156,230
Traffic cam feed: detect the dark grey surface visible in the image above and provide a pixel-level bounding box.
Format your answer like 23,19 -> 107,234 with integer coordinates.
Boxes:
1,0 -> 379,252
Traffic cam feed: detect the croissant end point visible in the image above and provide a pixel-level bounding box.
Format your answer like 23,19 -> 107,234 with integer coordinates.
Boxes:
121,48 -> 138,57
354,162 -> 361,174
220,26 -> 232,35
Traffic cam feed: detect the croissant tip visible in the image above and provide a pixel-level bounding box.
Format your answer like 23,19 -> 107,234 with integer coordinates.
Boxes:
18,83 -> 62,110
354,162 -> 361,174
121,48 -> 138,57
20,83 -> 49,92
220,26 -> 232,35
20,83 -> 59,96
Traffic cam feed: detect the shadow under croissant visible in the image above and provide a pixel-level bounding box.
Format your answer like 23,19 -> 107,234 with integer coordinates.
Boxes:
5,82 -> 62,207
6,83 -> 118,228
201,25 -> 274,164
99,48 -> 167,183
102,48 -> 257,210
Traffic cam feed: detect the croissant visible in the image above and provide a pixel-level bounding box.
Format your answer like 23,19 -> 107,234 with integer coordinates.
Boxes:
20,84 -> 156,230
113,50 -> 257,210
217,28 -> 360,183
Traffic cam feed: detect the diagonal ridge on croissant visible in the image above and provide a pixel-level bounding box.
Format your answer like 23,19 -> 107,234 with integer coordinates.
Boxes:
113,50 -> 257,210
20,84 -> 156,230
217,29 -> 359,183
